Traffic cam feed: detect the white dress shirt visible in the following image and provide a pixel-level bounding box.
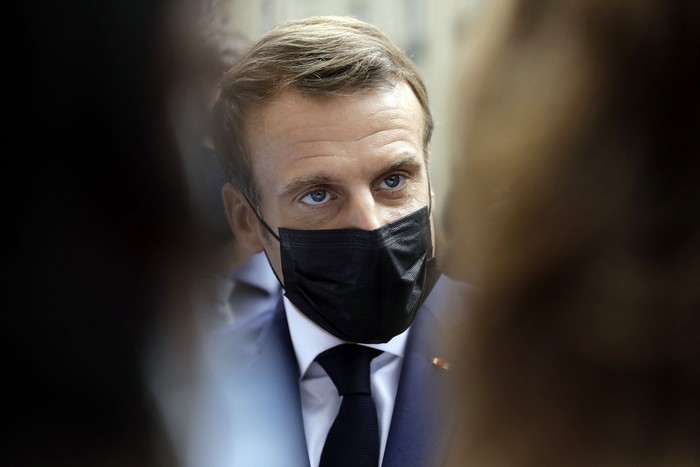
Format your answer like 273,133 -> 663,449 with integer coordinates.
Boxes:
284,296 -> 409,467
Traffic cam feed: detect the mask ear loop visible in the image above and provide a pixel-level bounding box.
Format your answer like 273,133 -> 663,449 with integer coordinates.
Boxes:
241,194 -> 287,289
428,174 -> 433,215
423,172 -> 442,294
427,174 -> 436,257
243,194 -> 281,242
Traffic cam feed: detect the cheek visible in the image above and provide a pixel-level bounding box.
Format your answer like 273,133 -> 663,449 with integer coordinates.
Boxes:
382,203 -> 422,225
408,178 -> 431,207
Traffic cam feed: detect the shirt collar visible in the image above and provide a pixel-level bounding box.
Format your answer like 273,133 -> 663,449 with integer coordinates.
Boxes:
284,296 -> 409,379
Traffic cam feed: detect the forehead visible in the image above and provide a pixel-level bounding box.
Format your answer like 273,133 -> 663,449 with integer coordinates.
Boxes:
243,82 -> 425,166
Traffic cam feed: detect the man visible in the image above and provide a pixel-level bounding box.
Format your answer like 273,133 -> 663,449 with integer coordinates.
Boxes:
188,16 -> 470,467
187,23 -> 281,330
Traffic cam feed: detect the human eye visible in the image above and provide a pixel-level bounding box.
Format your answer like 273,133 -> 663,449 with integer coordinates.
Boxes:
377,174 -> 406,190
300,189 -> 332,206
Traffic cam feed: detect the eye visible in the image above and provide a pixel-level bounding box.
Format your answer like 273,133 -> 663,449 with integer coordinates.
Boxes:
378,174 -> 406,190
301,189 -> 331,205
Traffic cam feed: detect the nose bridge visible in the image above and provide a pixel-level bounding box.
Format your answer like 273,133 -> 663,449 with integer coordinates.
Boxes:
346,189 -> 382,231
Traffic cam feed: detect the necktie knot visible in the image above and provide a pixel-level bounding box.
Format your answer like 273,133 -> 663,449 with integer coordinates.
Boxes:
316,344 -> 382,396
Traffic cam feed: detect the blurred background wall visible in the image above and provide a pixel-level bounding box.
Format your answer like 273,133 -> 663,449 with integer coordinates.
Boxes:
203,0 -> 482,235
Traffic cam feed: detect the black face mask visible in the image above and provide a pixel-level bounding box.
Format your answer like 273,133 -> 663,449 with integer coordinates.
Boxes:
249,202 -> 440,343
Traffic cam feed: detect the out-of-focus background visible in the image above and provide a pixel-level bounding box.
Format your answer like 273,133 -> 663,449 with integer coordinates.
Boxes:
203,0 -> 483,230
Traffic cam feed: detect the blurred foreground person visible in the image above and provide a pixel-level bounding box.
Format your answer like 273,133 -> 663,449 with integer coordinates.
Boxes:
186,23 -> 281,332
10,0 -> 205,465
443,0 -> 700,465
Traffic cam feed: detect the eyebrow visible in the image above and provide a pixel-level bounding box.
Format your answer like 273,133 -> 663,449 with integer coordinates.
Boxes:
280,174 -> 335,199
382,155 -> 424,175
279,154 -> 425,199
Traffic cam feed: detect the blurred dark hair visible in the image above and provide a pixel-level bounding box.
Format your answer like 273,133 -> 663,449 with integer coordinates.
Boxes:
11,0 -> 202,465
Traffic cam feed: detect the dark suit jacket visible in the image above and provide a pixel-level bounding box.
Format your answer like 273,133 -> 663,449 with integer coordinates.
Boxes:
187,274 -> 470,467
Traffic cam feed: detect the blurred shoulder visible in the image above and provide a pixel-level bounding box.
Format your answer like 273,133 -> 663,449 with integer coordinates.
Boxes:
202,300 -> 281,370
423,273 -> 475,329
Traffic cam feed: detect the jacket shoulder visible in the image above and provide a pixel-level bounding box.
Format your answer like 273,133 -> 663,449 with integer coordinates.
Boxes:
422,274 -> 474,329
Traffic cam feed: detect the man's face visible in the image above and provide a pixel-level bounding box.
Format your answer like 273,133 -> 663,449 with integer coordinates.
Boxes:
240,81 -> 430,279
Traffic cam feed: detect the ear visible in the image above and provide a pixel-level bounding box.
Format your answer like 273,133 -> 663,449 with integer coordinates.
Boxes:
222,183 -> 265,253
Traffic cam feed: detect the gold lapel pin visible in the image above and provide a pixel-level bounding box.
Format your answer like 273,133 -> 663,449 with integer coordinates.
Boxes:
432,357 -> 450,370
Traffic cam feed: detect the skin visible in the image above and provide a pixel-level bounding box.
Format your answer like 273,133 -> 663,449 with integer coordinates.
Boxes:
223,81 -> 431,281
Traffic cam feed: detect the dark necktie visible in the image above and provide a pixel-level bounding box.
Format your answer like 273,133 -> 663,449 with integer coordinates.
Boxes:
316,344 -> 383,467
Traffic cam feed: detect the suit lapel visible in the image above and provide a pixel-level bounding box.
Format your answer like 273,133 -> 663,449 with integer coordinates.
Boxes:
241,297 -> 310,466
198,298 -> 310,467
382,276 -> 466,467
